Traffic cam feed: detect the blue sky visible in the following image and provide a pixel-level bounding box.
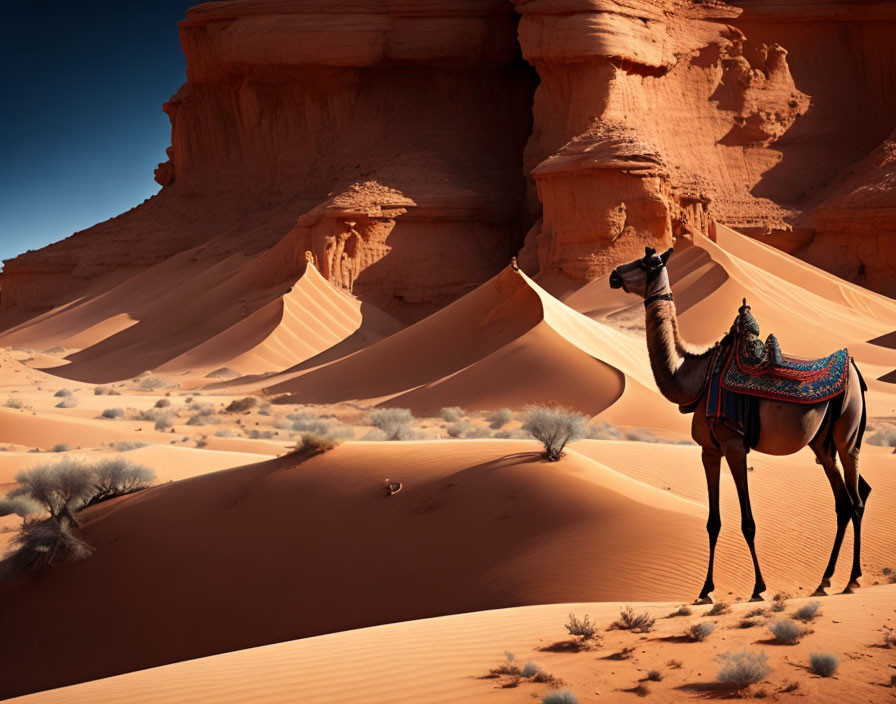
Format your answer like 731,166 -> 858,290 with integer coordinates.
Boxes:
0,1 -> 198,265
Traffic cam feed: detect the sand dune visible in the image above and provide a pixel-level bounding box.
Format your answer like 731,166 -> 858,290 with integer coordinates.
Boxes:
12,584 -> 895,704
264,266 -> 686,429
2,439 -> 894,698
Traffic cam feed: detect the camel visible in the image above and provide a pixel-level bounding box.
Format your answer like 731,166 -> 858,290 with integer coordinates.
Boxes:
609,247 -> 870,603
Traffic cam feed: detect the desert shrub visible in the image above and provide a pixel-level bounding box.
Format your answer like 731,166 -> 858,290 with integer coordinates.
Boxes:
5,397 -> 23,409
688,621 -> 715,641
439,406 -> 465,423
109,441 -> 147,452
768,619 -> 805,644
141,408 -> 176,430
446,421 -> 470,438
543,690 -> 577,704
523,404 -> 587,461
717,651 -> 770,688
258,403 -> 272,416
745,606 -> 767,618
669,605 -> 692,617
138,376 -> 166,391
101,407 -> 125,419
94,386 -> 110,395
225,397 -> 256,413
738,618 -> 759,629
1,518 -> 94,574
50,444 -> 71,453
361,428 -> 388,441
272,417 -> 292,430
464,426 -> 491,439
248,430 -> 274,440
214,430 -> 236,438
646,670 -> 662,682
793,601 -> 821,622
867,427 -> 896,447
882,628 -> 896,648
14,459 -> 96,524
809,652 -> 839,677
770,595 -> 787,613
487,408 -> 513,429
566,612 -> 598,640
368,408 -> 416,441
521,661 -> 540,678
292,433 -> 341,456
187,413 -> 220,426
708,601 -> 730,616
614,605 -> 655,633
53,388 -> 73,398
195,436 -> 208,448
87,459 -> 155,506
0,496 -> 42,517
55,398 -> 78,408
586,420 -> 623,440
154,398 -> 171,408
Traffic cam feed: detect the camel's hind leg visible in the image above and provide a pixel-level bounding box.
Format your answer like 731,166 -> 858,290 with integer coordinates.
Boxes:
809,438 -> 852,596
840,448 -> 870,593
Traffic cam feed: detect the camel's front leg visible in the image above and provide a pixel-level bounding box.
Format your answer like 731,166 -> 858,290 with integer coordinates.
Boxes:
696,448 -> 722,604
723,444 -> 767,601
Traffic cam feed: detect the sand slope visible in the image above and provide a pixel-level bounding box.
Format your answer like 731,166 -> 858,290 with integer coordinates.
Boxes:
264,266 -> 685,429
12,584 -> 896,704
2,439 -> 895,698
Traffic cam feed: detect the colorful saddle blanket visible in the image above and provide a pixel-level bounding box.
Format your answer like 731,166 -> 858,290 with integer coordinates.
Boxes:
720,341 -> 850,404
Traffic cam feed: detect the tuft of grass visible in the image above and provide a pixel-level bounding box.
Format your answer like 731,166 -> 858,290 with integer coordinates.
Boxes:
707,601 -> 730,616
543,690 -> 577,704
53,388 -> 73,398
225,397 -> 256,413
446,421 -> 470,438
646,669 -> 662,681
291,433 -> 341,456
5,397 -> 24,409
614,605 -> 655,633
738,618 -> 759,629
717,651 -> 770,688
55,398 -> 78,408
50,444 -> 71,453
109,441 -> 147,452
521,661 -> 540,678
768,619 -> 805,644
154,398 -> 171,408
745,606 -> 767,618
882,627 -> 896,648
688,621 -> 715,641
609,646 -> 636,660
368,408 -> 417,441
138,376 -> 166,391
669,605 -> 692,617
793,601 -> 821,622
523,404 -> 586,461
101,407 -> 124,419
565,613 -> 598,640
770,594 -> 788,612
809,652 -> 839,678
0,495 -> 42,518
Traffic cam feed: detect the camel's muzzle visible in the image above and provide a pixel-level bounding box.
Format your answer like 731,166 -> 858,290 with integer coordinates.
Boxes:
609,270 -> 624,289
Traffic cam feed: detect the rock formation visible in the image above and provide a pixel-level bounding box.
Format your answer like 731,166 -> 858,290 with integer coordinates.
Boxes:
1,0 -> 894,329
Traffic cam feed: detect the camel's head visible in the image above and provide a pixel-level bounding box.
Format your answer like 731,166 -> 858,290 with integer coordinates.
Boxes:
608,247 -> 673,298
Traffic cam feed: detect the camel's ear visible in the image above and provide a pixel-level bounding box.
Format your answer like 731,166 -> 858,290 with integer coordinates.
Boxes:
644,246 -> 656,258
660,247 -> 673,265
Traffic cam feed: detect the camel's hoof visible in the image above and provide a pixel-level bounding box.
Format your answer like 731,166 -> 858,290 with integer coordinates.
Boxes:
749,594 -> 764,603
693,596 -> 714,606
810,587 -> 828,597
842,581 -> 860,595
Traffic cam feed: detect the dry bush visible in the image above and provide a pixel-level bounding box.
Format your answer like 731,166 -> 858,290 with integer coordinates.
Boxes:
669,605 -> 692,617
745,606 -> 767,618
882,627 -> 896,648
523,405 -> 587,461
225,397 -> 257,413
609,646 -> 636,660
487,408 -> 513,429
565,613 -> 598,640
717,651 -> 770,688
50,443 -> 71,453
5,397 -> 23,409
793,601 -> 821,622
646,669 -> 662,681
809,652 -> 839,678
139,407 -> 177,430
53,388 -> 72,398
446,421 -> 470,438
108,441 -> 148,452
1,518 -> 94,575
521,661 -> 540,678
14,459 -> 96,524
86,459 -> 155,506
867,426 -> 896,447
439,406 -> 464,423
768,619 -> 805,644
542,690 -> 578,704
102,407 -> 124,419
463,426 -> 491,439
707,601 -> 730,616
368,408 -> 417,441
770,593 -> 788,612
94,386 -> 110,395
614,605 -> 656,633
138,376 -> 166,391
738,618 -> 760,629
688,621 -> 715,641
0,496 -> 42,518
291,433 -> 341,456
55,398 -> 78,409
154,398 -> 171,408
248,430 -> 274,439
586,421 -> 623,440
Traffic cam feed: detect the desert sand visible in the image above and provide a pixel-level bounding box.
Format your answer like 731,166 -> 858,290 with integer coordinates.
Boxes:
1,0 -> 895,702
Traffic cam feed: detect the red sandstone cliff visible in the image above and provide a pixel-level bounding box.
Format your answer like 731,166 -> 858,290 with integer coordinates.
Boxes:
1,0 -> 894,328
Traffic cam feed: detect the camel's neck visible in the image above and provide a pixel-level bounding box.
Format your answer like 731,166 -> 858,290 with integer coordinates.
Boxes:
643,269 -> 712,406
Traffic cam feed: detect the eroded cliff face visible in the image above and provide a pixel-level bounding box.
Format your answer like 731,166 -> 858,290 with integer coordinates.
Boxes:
2,0 -> 894,326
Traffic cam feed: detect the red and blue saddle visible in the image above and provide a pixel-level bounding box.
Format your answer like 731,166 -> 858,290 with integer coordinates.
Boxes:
719,342 -> 850,404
